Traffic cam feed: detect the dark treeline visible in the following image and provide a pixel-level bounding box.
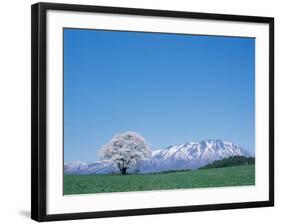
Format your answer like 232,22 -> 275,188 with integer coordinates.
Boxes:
200,156 -> 255,169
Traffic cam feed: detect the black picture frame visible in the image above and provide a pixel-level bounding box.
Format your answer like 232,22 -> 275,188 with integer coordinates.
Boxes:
31,2 -> 274,222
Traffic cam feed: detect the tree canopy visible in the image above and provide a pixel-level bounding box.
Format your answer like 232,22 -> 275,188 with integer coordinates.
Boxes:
99,131 -> 151,174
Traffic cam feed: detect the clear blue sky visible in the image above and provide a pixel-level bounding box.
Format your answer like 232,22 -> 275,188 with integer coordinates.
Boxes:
64,28 -> 255,163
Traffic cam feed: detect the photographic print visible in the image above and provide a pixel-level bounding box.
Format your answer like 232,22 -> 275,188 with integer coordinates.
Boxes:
32,3 -> 274,221
63,28 -> 255,195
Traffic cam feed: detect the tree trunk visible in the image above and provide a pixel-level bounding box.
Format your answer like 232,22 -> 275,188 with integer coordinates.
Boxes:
121,167 -> 127,175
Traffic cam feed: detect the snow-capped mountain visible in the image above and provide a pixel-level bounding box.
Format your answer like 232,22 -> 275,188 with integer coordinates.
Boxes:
64,160 -> 89,174
64,160 -> 117,175
140,139 -> 252,173
64,140 -> 253,174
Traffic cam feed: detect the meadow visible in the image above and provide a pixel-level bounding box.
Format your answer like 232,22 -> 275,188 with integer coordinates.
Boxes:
64,164 -> 255,195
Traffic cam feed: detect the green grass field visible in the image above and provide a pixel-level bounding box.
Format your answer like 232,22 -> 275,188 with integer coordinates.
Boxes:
64,165 -> 255,195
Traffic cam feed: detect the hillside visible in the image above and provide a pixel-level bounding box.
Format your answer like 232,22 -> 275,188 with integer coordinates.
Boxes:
64,139 -> 253,174
200,156 -> 255,169
64,165 -> 255,195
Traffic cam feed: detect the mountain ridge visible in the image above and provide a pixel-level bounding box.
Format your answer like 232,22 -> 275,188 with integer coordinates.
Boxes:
64,139 -> 253,174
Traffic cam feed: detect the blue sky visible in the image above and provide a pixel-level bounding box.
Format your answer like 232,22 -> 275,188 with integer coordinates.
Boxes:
64,28 -> 255,163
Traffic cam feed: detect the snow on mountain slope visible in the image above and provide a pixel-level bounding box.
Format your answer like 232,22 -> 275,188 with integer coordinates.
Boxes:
64,161 -> 89,174
140,140 -> 252,173
64,160 -> 118,174
64,140 -> 253,174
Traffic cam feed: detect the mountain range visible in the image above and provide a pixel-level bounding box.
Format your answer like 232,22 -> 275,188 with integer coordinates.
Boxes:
64,139 -> 253,174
